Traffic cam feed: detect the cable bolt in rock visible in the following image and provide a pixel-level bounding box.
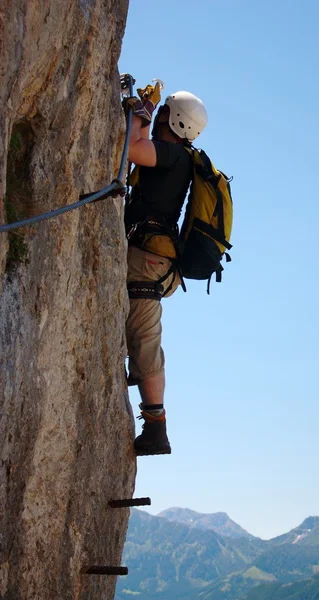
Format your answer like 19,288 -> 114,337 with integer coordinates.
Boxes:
108,497 -> 151,508
120,73 -> 136,96
0,74 -> 135,233
83,566 -> 128,575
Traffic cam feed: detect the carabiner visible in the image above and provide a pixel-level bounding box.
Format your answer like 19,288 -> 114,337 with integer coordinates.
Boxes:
152,78 -> 165,91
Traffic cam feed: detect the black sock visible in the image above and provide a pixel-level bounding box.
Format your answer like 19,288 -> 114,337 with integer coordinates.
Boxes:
142,403 -> 164,417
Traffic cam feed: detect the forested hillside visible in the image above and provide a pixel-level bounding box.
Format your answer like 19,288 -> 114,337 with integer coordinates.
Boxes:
116,509 -> 319,600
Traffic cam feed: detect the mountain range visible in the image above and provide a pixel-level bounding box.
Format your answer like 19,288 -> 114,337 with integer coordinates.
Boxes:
157,507 -> 253,539
115,508 -> 319,600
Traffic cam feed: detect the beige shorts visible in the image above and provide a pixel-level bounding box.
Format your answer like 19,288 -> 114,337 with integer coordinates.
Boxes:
126,245 -> 180,384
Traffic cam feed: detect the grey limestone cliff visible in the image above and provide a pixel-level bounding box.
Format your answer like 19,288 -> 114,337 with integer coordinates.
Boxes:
0,1 -> 135,599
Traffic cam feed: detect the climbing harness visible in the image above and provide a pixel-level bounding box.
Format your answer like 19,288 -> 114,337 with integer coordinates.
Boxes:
125,214 -> 185,299
127,281 -> 164,301
127,258 -> 177,301
0,73 -> 135,233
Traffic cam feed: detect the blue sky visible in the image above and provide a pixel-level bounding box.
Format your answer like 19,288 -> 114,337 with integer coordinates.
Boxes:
119,0 -> 319,540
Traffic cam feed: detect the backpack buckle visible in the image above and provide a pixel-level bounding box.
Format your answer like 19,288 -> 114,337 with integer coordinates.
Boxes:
126,223 -> 139,240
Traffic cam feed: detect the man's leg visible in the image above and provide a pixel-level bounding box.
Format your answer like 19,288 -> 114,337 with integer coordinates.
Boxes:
138,372 -> 165,405
126,296 -> 164,387
126,246 -> 179,455
126,296 -> 171,456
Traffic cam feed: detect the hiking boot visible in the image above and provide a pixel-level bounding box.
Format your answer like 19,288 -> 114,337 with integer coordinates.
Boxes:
134,408 -> 171,456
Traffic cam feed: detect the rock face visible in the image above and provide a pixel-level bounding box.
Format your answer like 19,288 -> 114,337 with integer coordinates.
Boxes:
0,2 -> 136,599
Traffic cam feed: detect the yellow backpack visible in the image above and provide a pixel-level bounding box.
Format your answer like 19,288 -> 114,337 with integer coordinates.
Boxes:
127,147 -> 233,292
180,147 -> 233,289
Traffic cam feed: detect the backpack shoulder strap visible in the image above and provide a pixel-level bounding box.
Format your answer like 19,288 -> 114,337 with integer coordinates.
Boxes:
128,165 -> 140,188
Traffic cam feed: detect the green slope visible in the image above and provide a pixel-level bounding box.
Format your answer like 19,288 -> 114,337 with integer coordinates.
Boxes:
242,573 -> 319,599
117,509 -> 265,598
252,543 -> 319,582
115,510 -> 319,600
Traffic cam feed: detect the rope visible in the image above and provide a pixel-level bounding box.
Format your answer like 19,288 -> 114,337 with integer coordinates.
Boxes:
0,74 -> 134,233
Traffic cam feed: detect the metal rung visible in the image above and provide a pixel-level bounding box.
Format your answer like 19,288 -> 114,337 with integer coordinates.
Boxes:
108,497 -> 151,508
83,566 -> 128,575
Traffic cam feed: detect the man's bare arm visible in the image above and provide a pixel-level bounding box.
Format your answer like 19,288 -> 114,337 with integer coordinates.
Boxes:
128,115 -> 156,167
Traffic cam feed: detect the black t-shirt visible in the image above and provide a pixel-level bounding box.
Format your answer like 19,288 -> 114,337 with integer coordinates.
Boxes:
125,140 -> 193,226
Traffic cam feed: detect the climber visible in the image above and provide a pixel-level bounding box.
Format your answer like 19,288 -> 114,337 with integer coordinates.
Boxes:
124,83 -> 208,456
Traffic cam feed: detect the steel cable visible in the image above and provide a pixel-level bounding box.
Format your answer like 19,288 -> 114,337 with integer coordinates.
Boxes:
0,74 -> 134,233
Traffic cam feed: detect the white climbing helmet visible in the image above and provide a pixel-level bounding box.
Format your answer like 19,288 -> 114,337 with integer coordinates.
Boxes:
165,91 -> 208,141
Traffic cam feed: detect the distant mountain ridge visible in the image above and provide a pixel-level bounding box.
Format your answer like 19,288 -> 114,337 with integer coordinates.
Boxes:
116,509 -> 319,600
157,507 -> 255,539
269,516 -> 319,547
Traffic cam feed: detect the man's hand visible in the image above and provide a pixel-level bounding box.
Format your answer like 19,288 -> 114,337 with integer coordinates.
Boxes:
137,82 -> 161,108
122,96 -> 151,127
122,83 -> 161,128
